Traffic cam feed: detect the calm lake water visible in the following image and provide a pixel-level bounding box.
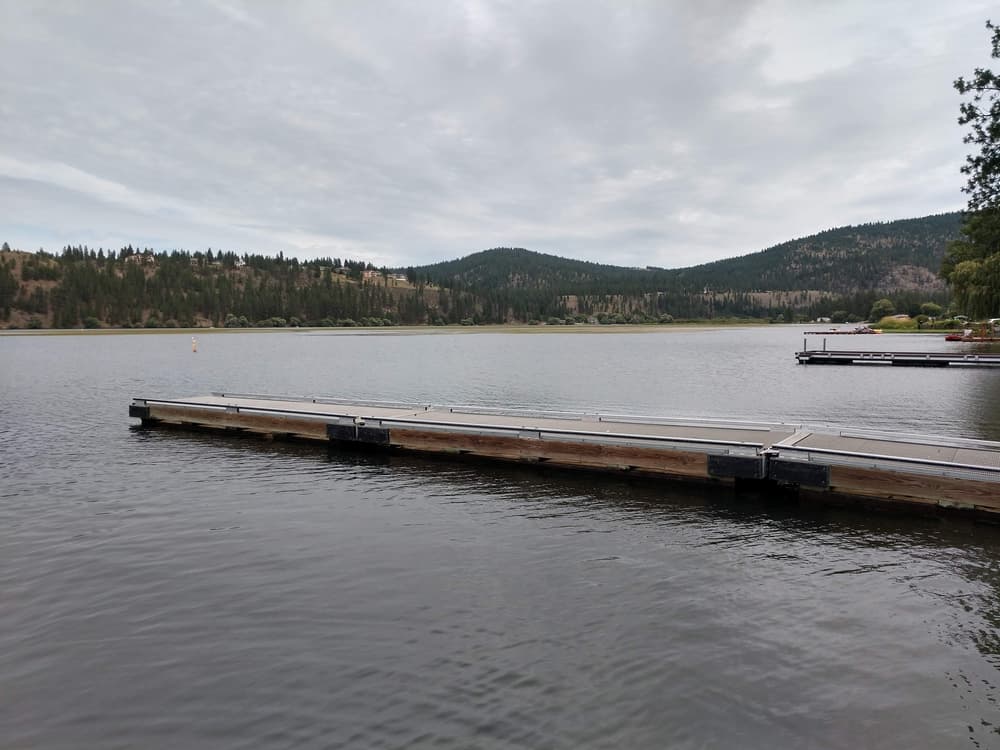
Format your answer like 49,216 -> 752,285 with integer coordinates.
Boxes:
3,326 -> 1000,749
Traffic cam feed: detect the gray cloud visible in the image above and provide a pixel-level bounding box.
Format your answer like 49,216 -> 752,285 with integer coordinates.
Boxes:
0,0 -> 993,267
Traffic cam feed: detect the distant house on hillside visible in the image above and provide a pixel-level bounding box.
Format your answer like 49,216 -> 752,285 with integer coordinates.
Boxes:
125,252 -> 156,266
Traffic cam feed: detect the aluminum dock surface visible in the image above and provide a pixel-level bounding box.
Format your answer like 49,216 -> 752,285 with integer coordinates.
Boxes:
129,393 -> 1000,517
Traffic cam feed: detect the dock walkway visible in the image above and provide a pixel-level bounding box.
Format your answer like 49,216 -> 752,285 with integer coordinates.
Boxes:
130,393 -> 1000,517
795,349 -> 1000,367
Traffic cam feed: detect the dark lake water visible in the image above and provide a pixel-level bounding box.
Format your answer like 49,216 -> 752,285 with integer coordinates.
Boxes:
3,326 -> 1000,749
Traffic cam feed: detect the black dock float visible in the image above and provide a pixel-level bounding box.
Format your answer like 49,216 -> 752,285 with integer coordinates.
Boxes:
796,350 -> 1000,367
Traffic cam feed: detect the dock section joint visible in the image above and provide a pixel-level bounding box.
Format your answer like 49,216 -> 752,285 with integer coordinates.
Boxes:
327,422 -> 391,446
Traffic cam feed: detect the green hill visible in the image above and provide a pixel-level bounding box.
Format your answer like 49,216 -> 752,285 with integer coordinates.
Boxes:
671,212 -> 960,294
408,212 -> 960,321
414,212 -> 960,296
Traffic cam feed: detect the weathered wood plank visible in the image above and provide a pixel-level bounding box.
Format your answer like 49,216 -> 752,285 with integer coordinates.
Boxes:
829,465 -> 1000,511
390,428 -> 710,479
148,404 -> 329,441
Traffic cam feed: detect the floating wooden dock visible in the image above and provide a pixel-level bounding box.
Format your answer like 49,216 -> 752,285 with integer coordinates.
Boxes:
130,393 -> 1000,517
796,349 -> 1000,367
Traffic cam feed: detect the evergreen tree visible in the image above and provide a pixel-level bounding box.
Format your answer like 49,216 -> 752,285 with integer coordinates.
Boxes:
942,21 -> 1000,317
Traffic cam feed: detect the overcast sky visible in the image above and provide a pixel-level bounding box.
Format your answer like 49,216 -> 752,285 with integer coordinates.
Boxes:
0,1 -> 994,268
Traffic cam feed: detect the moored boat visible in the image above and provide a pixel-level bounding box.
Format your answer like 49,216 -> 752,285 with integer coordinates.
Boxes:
805,325 -> 882,335
945,322 -> 1000,342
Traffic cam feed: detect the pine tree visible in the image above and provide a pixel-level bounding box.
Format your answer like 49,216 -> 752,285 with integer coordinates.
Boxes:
942,21 -> 1000,317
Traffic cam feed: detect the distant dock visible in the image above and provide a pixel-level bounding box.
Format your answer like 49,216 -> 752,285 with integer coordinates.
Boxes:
795,349 -> 1000,367
130,393 -> 1000,517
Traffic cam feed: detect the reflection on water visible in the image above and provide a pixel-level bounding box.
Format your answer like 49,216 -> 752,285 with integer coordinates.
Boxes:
3,329 -> 1000,748
966,369 -> 1000,441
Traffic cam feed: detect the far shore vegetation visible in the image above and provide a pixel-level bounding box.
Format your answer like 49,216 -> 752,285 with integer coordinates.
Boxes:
0,318 -> 779,335
0,212 -> 961,332
0,316 -> 967,336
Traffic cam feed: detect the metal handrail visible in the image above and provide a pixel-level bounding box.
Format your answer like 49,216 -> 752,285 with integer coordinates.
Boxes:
133,397 -> 768,451
378,415 -> 767,450
205,393 -> 794,433
210,391 -> 431,411
835,428 -> 1000,451
773,443 -> 1000,475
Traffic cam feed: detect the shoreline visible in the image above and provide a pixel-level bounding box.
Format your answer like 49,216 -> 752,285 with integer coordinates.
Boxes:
0,322 -> 779,336
0,323 -> 962,337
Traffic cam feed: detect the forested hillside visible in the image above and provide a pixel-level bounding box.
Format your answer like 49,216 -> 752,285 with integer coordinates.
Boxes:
409,213 -> 960,321
672,213 -> 959,293
415,213 -> 959,294
0,247 -> 435,329
0,212 -> 961,329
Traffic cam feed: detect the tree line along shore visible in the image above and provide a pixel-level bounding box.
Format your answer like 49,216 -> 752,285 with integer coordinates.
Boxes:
0,215 -> 959,331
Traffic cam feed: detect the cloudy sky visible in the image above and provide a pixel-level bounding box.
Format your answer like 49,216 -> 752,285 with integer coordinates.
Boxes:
0,1 -> 994,268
